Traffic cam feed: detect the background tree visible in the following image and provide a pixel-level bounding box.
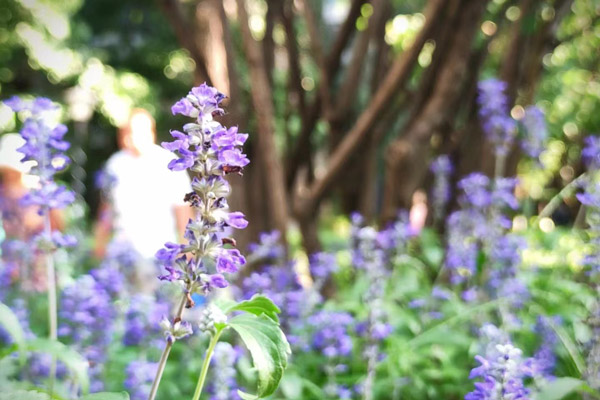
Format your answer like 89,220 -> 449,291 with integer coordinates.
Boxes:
1,0 -> 599,254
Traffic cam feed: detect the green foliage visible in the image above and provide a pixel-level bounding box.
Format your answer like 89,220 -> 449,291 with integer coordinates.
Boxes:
79,392 -> 130,400
25,338 -> 90,394
229,313 -> 291,399
224,294 -> 282,323
535,377 -> 593,400
0,390 -> 50,400
0,302 -> 25,361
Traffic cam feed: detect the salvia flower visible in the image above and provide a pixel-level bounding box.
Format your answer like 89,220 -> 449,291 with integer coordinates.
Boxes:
445,210 -> 480,284
531,316 -> 560,381
247,231 -> 285,262
197,303 -> 227,335
582,136 -> 600,170
309,310 -> 354,359
309,252 -> 338,282
156,83 -> 249,294
124,294 -> 170,347
376,211 -> 414,259
209,342 -> 242,400
430,155 -> 454,223
58,274 -> 116,391
577,182 -> 600,276
125,360 -> 159,400
466,324 -> 532,400
309,310 -> 355,399
161,317 -> 193,344
477,79 -> 517,157
520,106 -> 547,159
4,96 -> 75,215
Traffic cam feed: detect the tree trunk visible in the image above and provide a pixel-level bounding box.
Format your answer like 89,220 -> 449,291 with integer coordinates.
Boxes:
236,0 -> 289,245
380,0 -> 487,222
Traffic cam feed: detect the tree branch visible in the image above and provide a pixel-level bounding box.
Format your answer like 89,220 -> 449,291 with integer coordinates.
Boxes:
285,0 -> 368,189
294,0 -> 449,217
157,0 -> 211,84
235,0 -> 289,242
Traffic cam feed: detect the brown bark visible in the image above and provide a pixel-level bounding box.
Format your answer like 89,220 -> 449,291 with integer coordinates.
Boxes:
380,0 -> 487,221
263,0 -> 278,89
299,0 -> 333,116
157,0 -> 211,84
281,1 -> 306,120
330,0 -> 384,122
285,0 -> 368,190
501,0 -> 573,177
236,0 -> 289,245
369,0 -> 392,93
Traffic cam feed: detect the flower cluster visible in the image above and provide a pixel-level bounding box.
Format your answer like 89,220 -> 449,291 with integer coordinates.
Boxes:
208,342 -> 242,400
430,155 -> 454,223
197,303 -> 227,335
308,310 -> 355,399
408,285 -> 454,321
0,259 -> 19,303
58,274 -> 117,391
309,310 -> 354,359
466,324 -> 533,400
247,231 -> 285,263
124,294 -> 170,347
530,316 -> 560,381
477,79 -> 516,157
125,360 -> 159,400
520,106 -> 547,159
582,136 -> 600,170
4,97 -> 75,215
241,264 -> 304,327
577,181 -> 600,276
445,173 -> 520,285
156,83 -> 249,294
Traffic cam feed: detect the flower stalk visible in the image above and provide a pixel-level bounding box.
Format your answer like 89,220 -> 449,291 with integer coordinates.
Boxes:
149,83 -> 250,399
192,326 -> 225,400
147,292 -> 188,400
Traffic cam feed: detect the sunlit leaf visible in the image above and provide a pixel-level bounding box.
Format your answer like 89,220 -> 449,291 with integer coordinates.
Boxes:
225,295 -> 281,323
229,313 -> 291,398
0,302 -> 26,362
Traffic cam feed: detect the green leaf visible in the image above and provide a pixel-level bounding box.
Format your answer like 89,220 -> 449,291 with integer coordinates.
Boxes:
26,338 -> 90,394
0,302 -> 26,362
79,392 -> 130,400
225,295 -> 281,322
229,313 -> 291,398
237,391 -> 259,400
279,373 -> 303,399
535,377 -> 586,400
0,390 -> 50,400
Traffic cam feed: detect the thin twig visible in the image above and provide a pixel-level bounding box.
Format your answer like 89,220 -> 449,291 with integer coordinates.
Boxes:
147,293 -> 188,400
537,173 -> 587,220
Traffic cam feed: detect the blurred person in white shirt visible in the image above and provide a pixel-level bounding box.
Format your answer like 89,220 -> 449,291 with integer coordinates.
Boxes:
94,109 -> 192,290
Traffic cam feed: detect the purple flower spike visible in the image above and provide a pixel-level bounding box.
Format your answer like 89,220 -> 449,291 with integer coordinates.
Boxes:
5,96 -> 75,213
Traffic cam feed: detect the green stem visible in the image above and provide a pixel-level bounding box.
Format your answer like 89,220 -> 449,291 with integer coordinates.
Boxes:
192,328 -> 225,400
494,152 -> 506,178
43,210 -> 57,394
148,293 -> 188,400
537,173 -> 587,221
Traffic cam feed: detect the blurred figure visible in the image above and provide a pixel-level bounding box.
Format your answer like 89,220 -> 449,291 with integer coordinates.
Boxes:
409,189 -> 428,234
94,109 -> 192,290
0,133 -> 63,290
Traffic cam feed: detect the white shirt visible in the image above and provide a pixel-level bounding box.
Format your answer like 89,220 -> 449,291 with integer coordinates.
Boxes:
105,145 -> 191,258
